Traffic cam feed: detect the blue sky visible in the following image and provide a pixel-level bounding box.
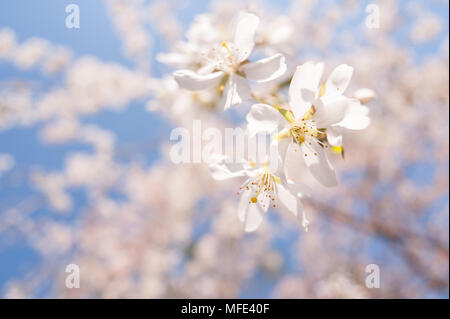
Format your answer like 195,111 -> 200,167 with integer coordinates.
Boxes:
0,0 -> 152,291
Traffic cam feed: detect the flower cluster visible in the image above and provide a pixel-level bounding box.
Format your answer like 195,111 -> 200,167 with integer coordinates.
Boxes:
165,12 -> 373,232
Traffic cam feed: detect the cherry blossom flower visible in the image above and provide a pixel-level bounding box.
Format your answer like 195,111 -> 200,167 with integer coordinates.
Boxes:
246,62 -> 370,187
173,12 -> 287,109
208,149 -> 309,232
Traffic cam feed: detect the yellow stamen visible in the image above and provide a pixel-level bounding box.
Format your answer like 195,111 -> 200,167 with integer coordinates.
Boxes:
331,145 -> 342,153
274,105 -> 295,123
331,145 -> 344,155
331,145 -> 345,159
218,74 -> 229,95
319,82 -> 326,98
302,105 -> 315,121
221,42 -> 233,61
274,129 -> 291,140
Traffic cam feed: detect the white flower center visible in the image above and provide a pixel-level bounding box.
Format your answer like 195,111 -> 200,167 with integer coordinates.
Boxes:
286,106 -> 330,156
238,167 -> 280,210
201,42 -> 239,73
290,118 -> 319,144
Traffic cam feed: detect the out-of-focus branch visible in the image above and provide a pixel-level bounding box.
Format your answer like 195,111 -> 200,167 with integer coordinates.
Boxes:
311,200 -> 449,293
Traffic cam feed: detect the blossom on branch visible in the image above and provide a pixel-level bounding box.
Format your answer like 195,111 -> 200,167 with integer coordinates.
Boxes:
173,12 -> 287,109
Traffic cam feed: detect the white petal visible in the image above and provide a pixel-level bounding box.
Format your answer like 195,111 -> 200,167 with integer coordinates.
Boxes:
326,126 -> 343,146
174,70 -> 224,91
283,142 -> 313,197
240,54 -> 287,82
275,170 -> 309,231
246,103 -> 281,136
275,182 -> 297,217
298,201 -> 309,232
238,185 -> 252,222
277,137 -> 291,160
243,204 -> 264,232
289,61 -> 324,119
197,63 -> 217,75
208,154 -> 247,180
313,95 -> 349,128
286,181 -> 313,199
301,138 -> 338,187
220,73 -> 251,109
352,88 -> 376,104
324,64 -> 353,97
238,188 -> 264,232
335,99 -> 370,130
233,12 -> 260,63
